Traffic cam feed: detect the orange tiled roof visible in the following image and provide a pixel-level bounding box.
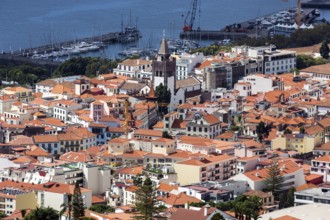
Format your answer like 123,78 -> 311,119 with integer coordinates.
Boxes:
244,160 -> 301,182
160,192 -> 201,206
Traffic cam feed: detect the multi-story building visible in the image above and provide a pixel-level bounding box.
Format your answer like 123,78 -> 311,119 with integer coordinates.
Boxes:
243,74 -> 283,95
175,52 -> 204,80
233,45 -> 296,75
113,58 -> 152,79
310,155 -> 330,182
53,100 -> 82,122
236,156 -> 260,173
272,127 -> 324,154
294,184 -> 330,206
0,187 -> 37,215
186,112 -> 222,139
0,95 -> 17,114
174,154 -> 236,185
1,86 -> 34,103
232,160 -> 305,191
0,181 -> 92,212
178,180 -> 249,202
234,82 -> 252,97
203,63 -> 231,91
35,79 -> 58,94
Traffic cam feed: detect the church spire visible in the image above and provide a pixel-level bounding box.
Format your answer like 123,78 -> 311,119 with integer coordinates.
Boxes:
158,37 -> 169,55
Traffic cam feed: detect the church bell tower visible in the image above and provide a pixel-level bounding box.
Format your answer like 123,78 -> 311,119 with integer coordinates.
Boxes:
152,37 -> 176,95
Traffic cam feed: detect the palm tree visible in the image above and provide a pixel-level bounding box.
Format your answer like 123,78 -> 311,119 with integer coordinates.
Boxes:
24,207 -> 59,220
60,194 -> 73,220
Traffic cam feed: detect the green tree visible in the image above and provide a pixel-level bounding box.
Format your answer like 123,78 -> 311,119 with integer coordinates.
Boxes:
245,196 -> 263,220
299,127 -> 305,134
284,128 -> 292,134
133,174 -> 143,186
320,40 -> 330,59
155,83 -> 171,115
134,177 -> 165,220
211,212 -> 225,220
24,207 -> 59,220
287,187 -> 296,208
89,204 -> 114,213
60,194 -> 74,220
162,131 -> 172,139
72,182 -> 85,219
0,211 -> 7,219
264,159 -> 284,199
256,121 -> 272,142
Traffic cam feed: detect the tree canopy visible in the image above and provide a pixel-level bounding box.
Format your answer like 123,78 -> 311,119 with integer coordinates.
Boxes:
89,204 -> 114,214
263,159 -> 284,199
72,182 -> 85,219
0,64 -> 46,86
320,40 -> 330,59
256,121 -> 272,142
155,83 -> 171,115
296,54 -> 328,69
24,207 -> 59,220
134,177 -> 165,220
52,57 -> 119,78
217,195 -> 262,220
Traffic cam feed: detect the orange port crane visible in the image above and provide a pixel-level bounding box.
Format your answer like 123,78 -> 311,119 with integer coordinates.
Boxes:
283,0 -> 301,31
297,0 -> 301,32
182,0 -> 200,32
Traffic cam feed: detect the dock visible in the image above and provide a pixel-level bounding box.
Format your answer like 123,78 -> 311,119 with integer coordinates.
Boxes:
180,30 -> 248,41
180,8 -> 320,41
11,27 -> 140,56
302,0 -> 330,9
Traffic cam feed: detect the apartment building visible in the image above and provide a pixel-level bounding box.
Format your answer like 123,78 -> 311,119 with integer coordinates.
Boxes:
113,58 -> 152,79
33,128 -> 97,155
0,95 -> 17,114
1,86 -> 34,103
310,155 -> 330,182
295,184 -> 330,206
272,128 -> 324,154
174,154 -> 236,185
243,74 -> 283,95
232,160 -> 305,191
35,79 -> 58,94
0,181 -> 92,212
233,45 -> 296,75
175,52 -> 204,80
186,112 -> 222,139
53,100 -> 82,122
0,187 -> 37,215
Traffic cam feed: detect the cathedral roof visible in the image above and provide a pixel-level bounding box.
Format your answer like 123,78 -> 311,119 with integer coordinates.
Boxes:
158,37 -> 169,55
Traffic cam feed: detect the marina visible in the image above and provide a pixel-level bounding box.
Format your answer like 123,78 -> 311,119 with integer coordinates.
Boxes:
180,8 -> 322,40
9,26 -> 140,61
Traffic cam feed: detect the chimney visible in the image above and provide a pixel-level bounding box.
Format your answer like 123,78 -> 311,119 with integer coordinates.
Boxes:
204,204 -> 210,216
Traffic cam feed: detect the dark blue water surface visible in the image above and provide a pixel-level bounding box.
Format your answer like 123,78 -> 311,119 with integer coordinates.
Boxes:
0,0 -> 326,58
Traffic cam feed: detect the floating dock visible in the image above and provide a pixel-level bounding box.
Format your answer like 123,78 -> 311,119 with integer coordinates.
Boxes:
12,27 -> 140,56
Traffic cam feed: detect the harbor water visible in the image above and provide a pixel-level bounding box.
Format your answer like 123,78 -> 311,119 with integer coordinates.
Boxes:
1,0 -> 330,59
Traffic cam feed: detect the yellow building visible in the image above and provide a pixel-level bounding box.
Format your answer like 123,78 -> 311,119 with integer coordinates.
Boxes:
108,138 -> 131,155
272,125 -> 324,154
0,188 -> 37,215
152,138 -> 176,155
174,154 -> 236,186
2,86 -> 34,102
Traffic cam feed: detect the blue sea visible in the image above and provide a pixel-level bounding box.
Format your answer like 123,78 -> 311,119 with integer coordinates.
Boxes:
0,0 -> 328,58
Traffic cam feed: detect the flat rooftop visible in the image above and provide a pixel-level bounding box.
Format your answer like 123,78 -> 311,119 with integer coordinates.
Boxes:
260,203 -> 330,220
